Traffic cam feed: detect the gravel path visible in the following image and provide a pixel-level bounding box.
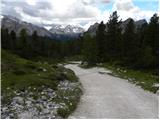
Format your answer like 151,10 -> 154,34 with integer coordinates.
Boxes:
65,64 -> 159,119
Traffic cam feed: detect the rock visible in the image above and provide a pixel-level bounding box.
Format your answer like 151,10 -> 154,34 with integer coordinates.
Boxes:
41,96 -> 47,101
98,71 -> 108,74
12,97 -> 24,104
18,111 -> 33,119
43,68 -> 47,72
153,83 -> 159,87
128,78 -> 132,81
43,109 -> 49,114
27,97 -> 34,102
47,88 -> 54,92
41,92 -> 44,95
2,107 -> 7,111
25,100 -> 32,106
117,68 -> 120,71
7,87 -> 10,90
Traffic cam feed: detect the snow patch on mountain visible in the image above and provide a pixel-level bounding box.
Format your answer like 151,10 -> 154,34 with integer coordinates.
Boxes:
49,24 -> 84,35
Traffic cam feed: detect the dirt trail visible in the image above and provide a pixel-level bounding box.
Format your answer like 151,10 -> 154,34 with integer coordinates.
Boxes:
65,63 -> 158,119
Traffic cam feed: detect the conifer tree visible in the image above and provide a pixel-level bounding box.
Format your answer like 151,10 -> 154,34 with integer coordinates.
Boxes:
96,21 -> 106,62
122,18 -> 137,65
106,11 -> 122,61
10,30 -> 16,50
82,33 -> 98,65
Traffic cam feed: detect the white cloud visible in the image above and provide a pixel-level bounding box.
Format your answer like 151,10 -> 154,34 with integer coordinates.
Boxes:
1,0 -> 158,30
26,0 -> 36,5
1,0 -> 112,29
112,0 -> 157,21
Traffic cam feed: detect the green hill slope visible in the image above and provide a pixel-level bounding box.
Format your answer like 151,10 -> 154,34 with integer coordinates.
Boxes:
1,49 -> 82,119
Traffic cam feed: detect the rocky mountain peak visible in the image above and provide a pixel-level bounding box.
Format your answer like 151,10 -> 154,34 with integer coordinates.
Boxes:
1,15 -> 53,37
49,24 -> 84,35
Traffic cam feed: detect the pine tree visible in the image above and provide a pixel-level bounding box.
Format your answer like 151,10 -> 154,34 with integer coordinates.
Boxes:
82,33 -> 98,65
106,11 -> 122,61
19,29 -> 27,48
1,28 -> 10,49
19,29 -> 28,57
142,13 -> 159,69
122,18 -> 138,65
31,31 -> 39,54
10,30 -> 16,50
147,14 -> 159,68
96,21 -> 106,62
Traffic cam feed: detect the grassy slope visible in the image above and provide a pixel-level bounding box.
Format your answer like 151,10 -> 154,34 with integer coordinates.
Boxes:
1,49 -> 82,118
102,63 -> 159,93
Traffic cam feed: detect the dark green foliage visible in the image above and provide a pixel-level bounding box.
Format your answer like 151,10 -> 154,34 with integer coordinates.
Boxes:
82,33 -> 98,65
81,11 -> 159,74
13,69 -> 26,75
135,14 -> 159,71
144,14 -> 159,68
10,30 -> 16,50
1,28 -> 10,49
96,21 -> 106,62
1,11 -> 159,74
106,11 -> 122,61
122,19 -> 138,65
1,28 -> 82,62
19,29 -> 27,49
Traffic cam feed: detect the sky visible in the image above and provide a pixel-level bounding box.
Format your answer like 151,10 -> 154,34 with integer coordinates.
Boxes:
1,0 -> 159,30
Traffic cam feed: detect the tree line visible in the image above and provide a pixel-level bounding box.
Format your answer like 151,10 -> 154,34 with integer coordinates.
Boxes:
1,28 -> 82,62
1,11 -> 159,73
82,11 -> 159,73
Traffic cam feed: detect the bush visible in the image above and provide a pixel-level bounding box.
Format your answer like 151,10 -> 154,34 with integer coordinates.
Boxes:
24,62 -> 37,69
57,108 -> 69,118
13,69 -> 26,75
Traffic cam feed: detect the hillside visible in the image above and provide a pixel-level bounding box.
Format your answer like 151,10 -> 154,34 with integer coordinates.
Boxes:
1,49 -> 82,119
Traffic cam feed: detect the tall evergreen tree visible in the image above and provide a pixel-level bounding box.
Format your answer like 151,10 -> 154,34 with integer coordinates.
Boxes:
122,19 -> 138,65
96,21 -> 106,62
106,11 -> 122,61
142,13 -> 159,69
19,29 -> 27,48
82,33 -> 98,65
19,29 -> 28,57
31,31 -> 39,54
148,14 -> 159,67
10,30 -> 16,50
1,28 -> 10,49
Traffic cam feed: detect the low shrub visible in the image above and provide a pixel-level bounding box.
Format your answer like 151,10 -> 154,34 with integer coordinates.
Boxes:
13,69 -> 26,75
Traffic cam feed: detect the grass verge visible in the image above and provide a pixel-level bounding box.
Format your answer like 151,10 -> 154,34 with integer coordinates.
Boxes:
101,63 -> 159,93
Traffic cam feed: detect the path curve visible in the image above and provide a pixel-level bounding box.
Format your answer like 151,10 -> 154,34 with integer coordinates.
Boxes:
65,63 -> 158,119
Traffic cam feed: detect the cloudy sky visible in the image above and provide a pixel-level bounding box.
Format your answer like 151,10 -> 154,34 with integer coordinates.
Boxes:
1,0 -> 159,30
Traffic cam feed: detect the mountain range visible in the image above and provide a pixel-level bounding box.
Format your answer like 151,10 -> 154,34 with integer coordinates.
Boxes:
86,18 -> 147,36
1,15 -> 84,40
1,15 -> 147,40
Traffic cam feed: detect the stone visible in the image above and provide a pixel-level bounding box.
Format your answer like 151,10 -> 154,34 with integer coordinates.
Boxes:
12,97 -> 24,104
43,109 -> 49,114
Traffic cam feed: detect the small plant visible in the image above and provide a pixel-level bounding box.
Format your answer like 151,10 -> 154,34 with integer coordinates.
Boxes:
13,69 -> 26,75
57,107 -> 69,118
24,62 -> 37,69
